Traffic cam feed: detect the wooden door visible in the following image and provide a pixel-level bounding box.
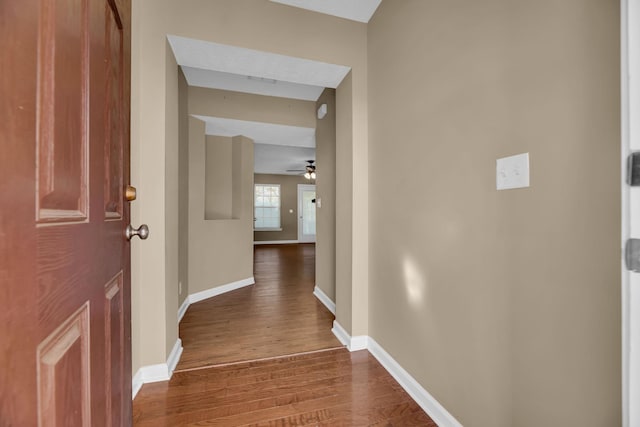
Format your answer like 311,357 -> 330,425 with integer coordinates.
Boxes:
0,0 -> 132,425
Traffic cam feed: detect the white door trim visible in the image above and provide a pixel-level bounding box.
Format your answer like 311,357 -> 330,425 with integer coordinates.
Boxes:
297,184 -> 316,243
622,1 -> 639,425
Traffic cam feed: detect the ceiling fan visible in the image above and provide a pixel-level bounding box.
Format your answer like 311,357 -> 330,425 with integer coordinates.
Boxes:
286,160 -> 316,179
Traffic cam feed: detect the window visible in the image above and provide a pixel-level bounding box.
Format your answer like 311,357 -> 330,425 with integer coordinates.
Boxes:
254,184 -> 281,230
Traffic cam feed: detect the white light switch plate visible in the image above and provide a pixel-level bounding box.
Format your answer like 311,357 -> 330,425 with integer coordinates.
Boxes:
496,153 -> 529,190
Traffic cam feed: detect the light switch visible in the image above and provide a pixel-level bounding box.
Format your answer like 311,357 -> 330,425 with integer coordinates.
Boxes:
496,153 -> 529,190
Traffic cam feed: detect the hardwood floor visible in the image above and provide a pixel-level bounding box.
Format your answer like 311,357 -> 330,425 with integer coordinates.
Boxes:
133,244 -> 435,426
176,244 -> 342,370
133,348 -> 436,426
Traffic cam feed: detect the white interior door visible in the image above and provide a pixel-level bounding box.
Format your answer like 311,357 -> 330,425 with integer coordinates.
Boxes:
622,1 -> 640,425
298,184 -> 316,243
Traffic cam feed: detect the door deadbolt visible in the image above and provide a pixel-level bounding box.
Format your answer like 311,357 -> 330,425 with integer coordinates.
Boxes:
125,185 -> 137,202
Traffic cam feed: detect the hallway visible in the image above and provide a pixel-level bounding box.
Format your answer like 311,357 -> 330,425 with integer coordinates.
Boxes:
133,244 -> 435,426
176,244 -> 342,370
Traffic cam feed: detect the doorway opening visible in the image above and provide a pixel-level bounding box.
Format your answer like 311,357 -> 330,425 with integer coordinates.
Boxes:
169,38 -> 342,372
298,184 -> 316,243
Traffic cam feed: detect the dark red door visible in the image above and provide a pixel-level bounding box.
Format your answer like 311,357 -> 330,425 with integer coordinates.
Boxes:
0,0 -> 132,425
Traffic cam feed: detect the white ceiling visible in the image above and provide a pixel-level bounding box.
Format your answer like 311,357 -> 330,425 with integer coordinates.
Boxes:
269,0 -> 382,23
168,35 -> 350,100
254,144 -> 316,176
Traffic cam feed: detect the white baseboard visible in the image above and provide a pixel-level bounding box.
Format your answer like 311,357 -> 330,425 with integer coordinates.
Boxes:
132,338 -> 183,400
350,335 -> 369,351
331,320 -> 368,351
331,320 -> 350,347
132,369 -> 143,399
313,286 -> 336,315
166,337 -> 183,374
177,297 -> 190,323
253,240 -> 299,245
177,277 -> 255,322
331,321 -> 462,427
368,338 -> 463,427
189,277 -> 255,305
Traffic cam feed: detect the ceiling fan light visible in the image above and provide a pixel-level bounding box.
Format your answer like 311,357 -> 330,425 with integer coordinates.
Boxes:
304,172 -> 311,179
311,172 -> 316,179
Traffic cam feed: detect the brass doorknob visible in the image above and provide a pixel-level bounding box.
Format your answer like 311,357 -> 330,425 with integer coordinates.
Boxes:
125,224 -> 149,241
125,185 -> 137,202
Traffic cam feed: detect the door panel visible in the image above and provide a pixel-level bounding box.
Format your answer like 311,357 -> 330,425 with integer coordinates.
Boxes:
104,272 -> 124,427
0,0 -> 132,424
104,1 -> 124,219
36,0 -> 89,222
37,303 -> 91,427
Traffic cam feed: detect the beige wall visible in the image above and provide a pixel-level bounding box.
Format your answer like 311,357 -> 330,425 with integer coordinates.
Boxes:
254,174 -> 309,242
367,1 -> 621,426
315,89 -> 336,302
131,0 -> 368,371
204,137 -> 235,220
189,125 -> 254,294
164,43 -> 180,357
335,73 -> 354,333
189,87 -> 315,128
132,4 -> 621,423
178,68 -> 189,306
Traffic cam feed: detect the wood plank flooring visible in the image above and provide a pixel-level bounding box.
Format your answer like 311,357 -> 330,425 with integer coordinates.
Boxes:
133,244 -> 435,426
176,244 -> 342,370
133,348 -> 436,426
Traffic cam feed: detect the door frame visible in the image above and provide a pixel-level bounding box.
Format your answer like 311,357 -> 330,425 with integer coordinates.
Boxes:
297,184 -> 316,243
622,1 -> 639,425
